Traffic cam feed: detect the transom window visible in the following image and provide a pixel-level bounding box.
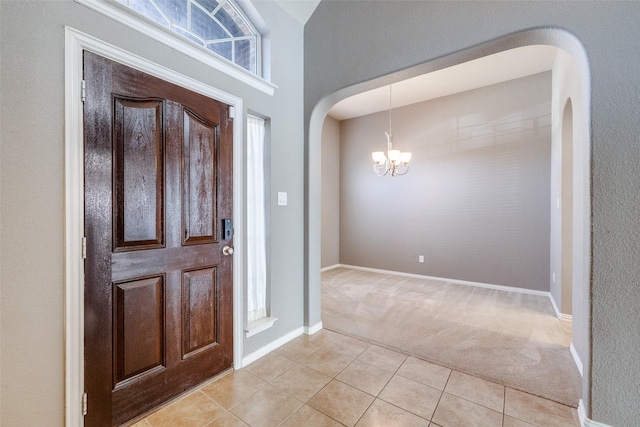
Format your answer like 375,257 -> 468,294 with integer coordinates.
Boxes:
115,0 -> 260,74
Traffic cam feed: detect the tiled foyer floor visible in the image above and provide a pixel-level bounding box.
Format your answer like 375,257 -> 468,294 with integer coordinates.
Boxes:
129,329 -> 580,427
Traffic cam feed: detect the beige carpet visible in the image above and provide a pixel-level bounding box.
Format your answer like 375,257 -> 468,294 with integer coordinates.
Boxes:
321,267 -> 582,407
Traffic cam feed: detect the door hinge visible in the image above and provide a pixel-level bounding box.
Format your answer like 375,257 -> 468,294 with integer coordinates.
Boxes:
228,105 -> 235,119
81,80 -> 86,103
82,392 -> 88,416
82,236 -> 87,259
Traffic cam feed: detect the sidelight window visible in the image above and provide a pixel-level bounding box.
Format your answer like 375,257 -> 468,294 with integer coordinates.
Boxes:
246,115 -> 269,326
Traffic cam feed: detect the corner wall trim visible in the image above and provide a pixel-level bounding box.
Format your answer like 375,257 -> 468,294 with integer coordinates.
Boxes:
559,313 -> 573,322
548,293 -> 574,322
305,322 -> 323,335
570,343 -> 584,378
578,400 -> 611,427
320,264 -> 341,272
549,293 -> 562,318
241,327 -> 304,366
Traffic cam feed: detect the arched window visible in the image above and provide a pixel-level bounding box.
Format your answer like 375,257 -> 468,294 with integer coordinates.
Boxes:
115,0 -> 260,75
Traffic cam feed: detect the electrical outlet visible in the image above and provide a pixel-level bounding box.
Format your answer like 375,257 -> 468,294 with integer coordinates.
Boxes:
552,272 -> 556,283
278,192 -> 287,206
419,255 -> 424,263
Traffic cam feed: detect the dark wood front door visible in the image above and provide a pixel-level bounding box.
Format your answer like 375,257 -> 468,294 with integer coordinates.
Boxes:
83,51 -> 234,426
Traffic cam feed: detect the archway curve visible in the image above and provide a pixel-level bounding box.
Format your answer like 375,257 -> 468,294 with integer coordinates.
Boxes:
305,25 -> 592,409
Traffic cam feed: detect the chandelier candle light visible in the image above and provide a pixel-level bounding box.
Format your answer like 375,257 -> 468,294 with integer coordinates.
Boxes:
372,84 -> 412,176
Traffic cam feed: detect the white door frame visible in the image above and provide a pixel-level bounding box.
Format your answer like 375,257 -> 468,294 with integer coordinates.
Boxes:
64,27 -> 245,427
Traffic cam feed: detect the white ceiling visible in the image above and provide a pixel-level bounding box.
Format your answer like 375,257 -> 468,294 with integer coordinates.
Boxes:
328,45 -> 559,121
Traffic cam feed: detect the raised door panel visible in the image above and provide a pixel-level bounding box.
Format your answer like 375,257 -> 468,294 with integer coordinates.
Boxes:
113,276 -> 165,387
182,267 -> 218,358
183,109 -> 217,245
113,97 -> 164,251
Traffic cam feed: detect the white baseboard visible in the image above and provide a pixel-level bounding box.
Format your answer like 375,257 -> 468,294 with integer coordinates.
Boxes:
570,343 -> 584,378
578,400 -> 587,426
240,322 -> 322,367
305,321 -> 323,335
320,264 -> 341,272
544,293 -> 582,377
578,400 -> 612,427
549,294 -> 562,318
241,326 -> 304,366
559,313 -> 573,322
548,293 -> 573,321
338,264 -> 550,297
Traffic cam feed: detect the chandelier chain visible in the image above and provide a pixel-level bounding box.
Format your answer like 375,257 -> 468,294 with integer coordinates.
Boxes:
389,84 -> 392,136
371,83 -> 412,177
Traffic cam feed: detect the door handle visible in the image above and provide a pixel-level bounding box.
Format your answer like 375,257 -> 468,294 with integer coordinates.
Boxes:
222,246 -> 234,256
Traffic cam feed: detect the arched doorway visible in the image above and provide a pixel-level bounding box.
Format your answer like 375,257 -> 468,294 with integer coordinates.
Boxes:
305,27 -> 592,412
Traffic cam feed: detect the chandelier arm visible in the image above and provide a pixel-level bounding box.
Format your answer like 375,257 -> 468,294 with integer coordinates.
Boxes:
373,163 -> 389,176
395,164 -> 409,176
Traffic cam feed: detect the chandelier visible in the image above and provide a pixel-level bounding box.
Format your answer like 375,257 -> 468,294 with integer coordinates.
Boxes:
372,84 -> 412,176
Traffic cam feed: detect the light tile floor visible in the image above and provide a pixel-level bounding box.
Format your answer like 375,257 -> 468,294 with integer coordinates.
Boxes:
128,330 -> 580,427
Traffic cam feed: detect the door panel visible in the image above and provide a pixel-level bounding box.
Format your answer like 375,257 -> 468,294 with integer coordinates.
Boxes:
182,266 -> 218,358
113,97 -> 164,250
113,276 -> 165,386
183,109 -> 217,245
84,51 -> 233,426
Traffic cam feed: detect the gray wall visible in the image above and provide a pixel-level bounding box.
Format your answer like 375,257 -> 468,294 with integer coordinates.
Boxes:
305,2 -> 640,424
0,1 -> 303,424
321,116 -> 340,268
339,73 -> 551,291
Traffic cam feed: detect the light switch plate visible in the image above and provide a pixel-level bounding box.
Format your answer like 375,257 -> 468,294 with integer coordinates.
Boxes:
278,192 -> 288,206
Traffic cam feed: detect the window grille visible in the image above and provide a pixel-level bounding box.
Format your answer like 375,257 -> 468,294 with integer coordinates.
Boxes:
115,0 -> 260,74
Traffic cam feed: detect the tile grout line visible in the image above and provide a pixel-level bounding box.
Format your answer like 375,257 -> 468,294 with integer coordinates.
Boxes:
347,349 -> 408,427
430,369 -> 452,423
502,385 -> 507,427
437,369 -> 507,418
275,335 -> 369,427
268,354 -> 313,426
